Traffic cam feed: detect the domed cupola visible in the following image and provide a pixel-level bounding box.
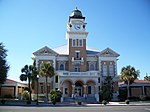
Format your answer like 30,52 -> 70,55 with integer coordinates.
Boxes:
70,7 -> 83,17
69,7 -> 85,20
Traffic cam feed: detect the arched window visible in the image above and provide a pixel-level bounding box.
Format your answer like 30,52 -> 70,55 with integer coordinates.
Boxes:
90,63 -> 95,71
60,64 -> 64,70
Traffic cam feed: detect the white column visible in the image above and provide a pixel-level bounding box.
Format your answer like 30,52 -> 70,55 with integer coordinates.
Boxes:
36,59 -> 39,68
99,57 -> 101,72
94,85 -> 99,102
15,84 -> 18,98
53,58 -> 56,70
115,59 -> 117,76
142,86 -> 145,95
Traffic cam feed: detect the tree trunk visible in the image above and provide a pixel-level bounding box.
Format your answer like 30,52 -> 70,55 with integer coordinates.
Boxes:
127,81 -> 130,99
28,78 -> 31,102
45,76 -> 48,102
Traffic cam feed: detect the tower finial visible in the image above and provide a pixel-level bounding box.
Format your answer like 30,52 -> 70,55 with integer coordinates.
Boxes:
75,7 -> 78,10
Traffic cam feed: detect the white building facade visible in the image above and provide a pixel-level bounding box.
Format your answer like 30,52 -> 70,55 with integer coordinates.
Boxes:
32,8 -> 120,102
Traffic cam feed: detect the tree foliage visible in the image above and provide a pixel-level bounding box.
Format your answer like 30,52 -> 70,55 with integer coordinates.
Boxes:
101,76 -> 113,101
19,64 -> 38,101
144,74 -> 150,81
120,65 -> 140,98
49,89 -> 62,104
0,42 -> 9,84
120,65 -> 139,84
40,62 -> 55,102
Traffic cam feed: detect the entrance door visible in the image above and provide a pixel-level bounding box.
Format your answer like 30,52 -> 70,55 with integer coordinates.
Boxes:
75,81 -> 83,97
75,87 -> 82,96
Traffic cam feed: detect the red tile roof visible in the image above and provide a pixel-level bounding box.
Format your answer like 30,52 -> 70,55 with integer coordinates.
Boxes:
134,79 -> 150,83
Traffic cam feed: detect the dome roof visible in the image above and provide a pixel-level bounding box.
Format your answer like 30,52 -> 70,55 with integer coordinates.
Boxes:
70,7 -> 83,18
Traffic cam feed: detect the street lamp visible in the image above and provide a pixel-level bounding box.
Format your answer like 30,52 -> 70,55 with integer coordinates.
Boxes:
36,75 -> 39,105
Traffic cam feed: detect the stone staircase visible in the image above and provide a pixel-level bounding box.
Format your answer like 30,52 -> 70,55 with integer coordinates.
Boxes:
63,96 -> 97,103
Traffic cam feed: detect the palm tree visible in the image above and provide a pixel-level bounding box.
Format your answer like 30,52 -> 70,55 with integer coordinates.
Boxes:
144,73 -> 150,81
120,65 -> 140,98
31,61 -> 39,90
20,65 -> 36,103
40,62 -> 54,102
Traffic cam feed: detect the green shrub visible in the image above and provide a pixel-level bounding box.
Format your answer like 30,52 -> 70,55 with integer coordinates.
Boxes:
139,95 -> 146,101
1,100 -> 6,104
49,89 -> 62,105
125,99 -> 130,104
22,91 -> 30,101
102,100 -> 107,105
3,94 -> 13,99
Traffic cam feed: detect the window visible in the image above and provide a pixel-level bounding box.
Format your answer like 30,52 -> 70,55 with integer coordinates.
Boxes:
75,66 -> 80,72
78,39 -> 83,47
60,64 -> 64,70
88,86 -> 91,94
98,77 -> 100,83
109,62 -> 114,76
55,76 -> 58,83
103,62 -> 107,76
99,86 -> 100,91
44,50 -> 48,54
75,51 -> 80,59
40,83 -> 43,94
65,88 -> 68,94
72,39 -> 76,47
89,63 -> 95,71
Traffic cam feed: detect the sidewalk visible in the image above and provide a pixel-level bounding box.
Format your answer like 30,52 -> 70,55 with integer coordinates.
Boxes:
0,101 -> 150,107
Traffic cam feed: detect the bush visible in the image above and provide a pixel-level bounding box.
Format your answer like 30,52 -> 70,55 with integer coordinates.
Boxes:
22,91 -> 30,101
102,100 -> 107,105
49,89 -> 62,105
125,99 -> 130,104
3,94 -> 13,99
1,100 -> 6,104
139,95 -> 146,101
119,88 -> 127,101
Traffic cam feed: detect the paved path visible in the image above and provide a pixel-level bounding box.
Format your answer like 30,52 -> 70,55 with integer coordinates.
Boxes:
1,101 -> 150,106
0,105 -> 150,112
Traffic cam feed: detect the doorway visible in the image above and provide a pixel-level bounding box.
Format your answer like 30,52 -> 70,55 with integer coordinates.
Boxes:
75,81 -> 83,97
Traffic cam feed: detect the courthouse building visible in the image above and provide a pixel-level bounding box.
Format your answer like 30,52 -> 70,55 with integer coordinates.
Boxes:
32,8 -> 120,102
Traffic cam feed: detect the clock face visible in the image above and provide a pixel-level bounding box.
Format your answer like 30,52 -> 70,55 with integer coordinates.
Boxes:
74,24 -> 81,30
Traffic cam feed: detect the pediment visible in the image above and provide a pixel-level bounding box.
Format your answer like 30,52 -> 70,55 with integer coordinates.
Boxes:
33,46 -> 58,56
98,48 -> 120,57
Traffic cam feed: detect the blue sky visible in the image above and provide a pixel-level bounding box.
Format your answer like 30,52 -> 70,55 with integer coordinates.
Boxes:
0,0 -> 150,82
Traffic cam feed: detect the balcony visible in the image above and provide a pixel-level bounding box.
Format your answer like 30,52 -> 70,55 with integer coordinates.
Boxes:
72,57 -> 84,65
57,71 -> 99,76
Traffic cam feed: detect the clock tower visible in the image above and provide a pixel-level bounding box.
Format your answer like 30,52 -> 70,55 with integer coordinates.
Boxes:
66,8 -> 88,72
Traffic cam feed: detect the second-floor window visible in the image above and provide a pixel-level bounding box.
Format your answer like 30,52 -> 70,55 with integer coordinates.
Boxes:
78,39 -> 83,47
109,62 -> 114,76
60,64 -> 64,70
55,76 -> 58,83
72,39 -> 76,47
103,62 -> 107,76
75,66 -> 80,72
98,77 -> 100,83
89,62 -> 95,71
75,51 -> 80,59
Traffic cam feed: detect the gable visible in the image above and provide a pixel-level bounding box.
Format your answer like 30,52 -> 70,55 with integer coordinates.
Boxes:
33,46 -> 58,56
98,47 -> 120,57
